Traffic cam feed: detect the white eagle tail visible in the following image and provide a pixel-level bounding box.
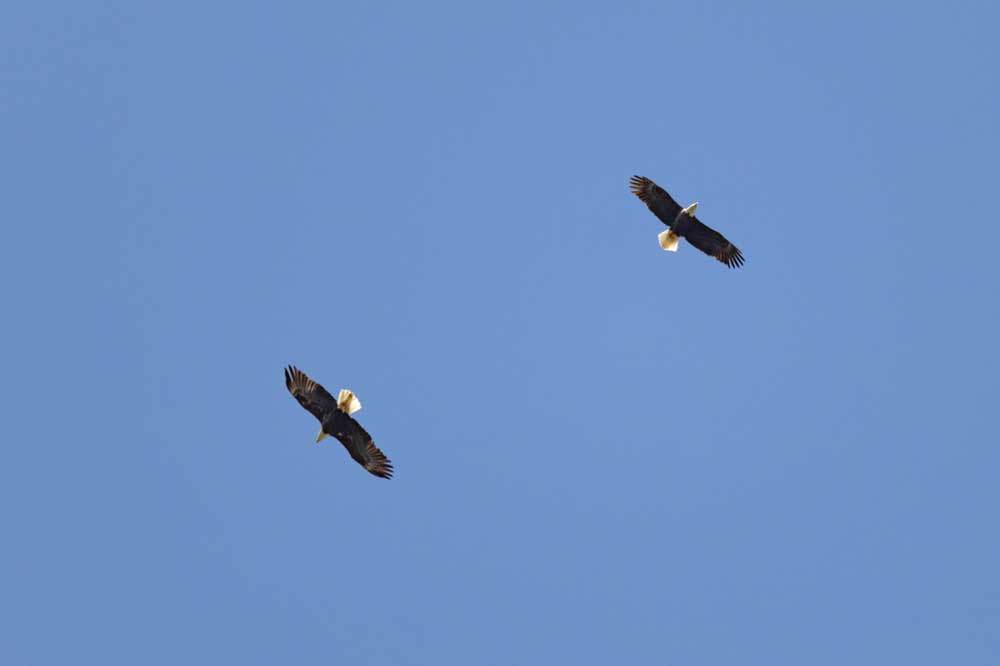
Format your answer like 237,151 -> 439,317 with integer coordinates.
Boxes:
337,389 -> 362,415
658,229 -> 680,252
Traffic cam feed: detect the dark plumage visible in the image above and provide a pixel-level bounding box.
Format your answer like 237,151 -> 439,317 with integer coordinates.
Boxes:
284,365 -> 393,479
629,175 -> 745,268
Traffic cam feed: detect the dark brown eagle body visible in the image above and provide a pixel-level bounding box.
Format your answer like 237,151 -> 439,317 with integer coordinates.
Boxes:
284,365 -> 393,479
629,175 -> 745,268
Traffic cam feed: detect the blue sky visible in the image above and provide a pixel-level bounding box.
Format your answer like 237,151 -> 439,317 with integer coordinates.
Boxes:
3,1 -> 998,663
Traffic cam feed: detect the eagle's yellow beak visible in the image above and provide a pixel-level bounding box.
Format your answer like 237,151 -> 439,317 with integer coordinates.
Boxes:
315,429 -> 328,443
682,202 -> 699,215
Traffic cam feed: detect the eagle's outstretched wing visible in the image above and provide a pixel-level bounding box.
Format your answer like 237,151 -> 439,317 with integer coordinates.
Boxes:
683,217 -> 745,268
284,365 -> 337,422
329,412 -> 394,479
629,175 -> 682,226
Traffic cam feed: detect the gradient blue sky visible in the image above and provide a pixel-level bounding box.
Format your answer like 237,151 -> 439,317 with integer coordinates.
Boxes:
3,1 -> 998,663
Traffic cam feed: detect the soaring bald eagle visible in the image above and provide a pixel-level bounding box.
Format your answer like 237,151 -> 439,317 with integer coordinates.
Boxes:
629,175 -> 745,268
284,365 -> 393,479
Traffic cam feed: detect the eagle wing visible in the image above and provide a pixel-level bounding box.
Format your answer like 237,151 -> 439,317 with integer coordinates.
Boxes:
329,412 -> 394,479
284,365 -> 338,422
682,217 -> 745,268
629,175 -> 682,226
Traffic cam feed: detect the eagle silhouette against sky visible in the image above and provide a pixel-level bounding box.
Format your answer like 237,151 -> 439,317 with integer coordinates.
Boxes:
629,175 -> 745,268
284,365 -> 393,479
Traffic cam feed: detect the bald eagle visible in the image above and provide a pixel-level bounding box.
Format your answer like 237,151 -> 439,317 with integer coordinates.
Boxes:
284,365 -> 393,479
629,175 -> 745,268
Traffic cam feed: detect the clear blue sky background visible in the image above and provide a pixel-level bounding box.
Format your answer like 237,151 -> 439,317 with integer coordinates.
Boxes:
3,1 -> 998,663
